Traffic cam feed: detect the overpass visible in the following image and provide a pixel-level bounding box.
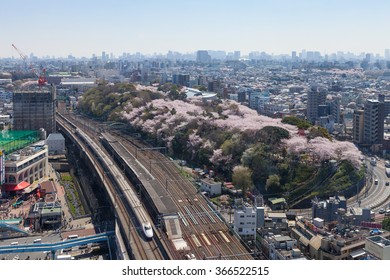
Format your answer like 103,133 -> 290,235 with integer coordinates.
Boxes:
0,231 -> 114,259
56,113 -> 168,260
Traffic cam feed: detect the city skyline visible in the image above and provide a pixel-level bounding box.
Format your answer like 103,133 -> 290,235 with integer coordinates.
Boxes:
1,0 -> 390,58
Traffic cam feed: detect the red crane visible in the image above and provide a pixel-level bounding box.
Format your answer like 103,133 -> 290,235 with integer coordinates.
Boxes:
11,43 -> 47,86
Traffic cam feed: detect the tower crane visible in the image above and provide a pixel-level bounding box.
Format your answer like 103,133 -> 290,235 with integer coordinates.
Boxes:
11,44 -> 47,86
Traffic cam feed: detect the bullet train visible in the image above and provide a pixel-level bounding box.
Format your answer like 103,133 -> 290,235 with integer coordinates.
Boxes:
72,127 -> 154,239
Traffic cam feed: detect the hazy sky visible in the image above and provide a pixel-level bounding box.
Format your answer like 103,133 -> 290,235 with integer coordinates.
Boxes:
1,0 -> 390,58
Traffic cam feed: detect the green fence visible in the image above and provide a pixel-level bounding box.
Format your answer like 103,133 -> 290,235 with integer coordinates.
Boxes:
0,130 -> 40,155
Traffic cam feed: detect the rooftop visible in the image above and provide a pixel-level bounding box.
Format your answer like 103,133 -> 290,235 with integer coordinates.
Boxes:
367,235 -> 390,247
267,212 -> 287,219
0,130 -> 40,154
47,133 -> 65,141
268,197 -> 286,205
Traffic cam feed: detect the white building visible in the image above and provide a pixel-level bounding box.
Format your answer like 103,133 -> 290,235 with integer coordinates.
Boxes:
3,141 -> 49,194
365,235 -> 390,260
265,234 -> 306,260
233,203 -> 257,241
46,133 -> 66,155
0,114 -> 10,124
200,178 -> 221,196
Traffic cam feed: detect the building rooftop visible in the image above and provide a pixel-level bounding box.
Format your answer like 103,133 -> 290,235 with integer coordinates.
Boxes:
367,235 -> 390,247
274,235 -> 293,242
201,177 -> 221,185
47,133 -> 65,141
267,212 -> 287,219
268,197 -> 286,205
0,130 -> 40,154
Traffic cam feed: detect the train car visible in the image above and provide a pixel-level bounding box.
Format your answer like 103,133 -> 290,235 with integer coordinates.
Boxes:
142,222 -> 153,239
76,130 -> 154,240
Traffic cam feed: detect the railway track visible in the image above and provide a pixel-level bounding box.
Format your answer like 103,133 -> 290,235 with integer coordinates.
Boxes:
57,114 -> 164,260
57,110 -> 252,259
115,133 -> 253,260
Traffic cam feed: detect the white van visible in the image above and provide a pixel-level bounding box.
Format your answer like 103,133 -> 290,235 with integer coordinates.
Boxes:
10,242 -> 18,246
33,239 -> 42,243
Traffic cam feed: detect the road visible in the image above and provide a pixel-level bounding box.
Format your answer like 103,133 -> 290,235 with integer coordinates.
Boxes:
350,158 -> 390,211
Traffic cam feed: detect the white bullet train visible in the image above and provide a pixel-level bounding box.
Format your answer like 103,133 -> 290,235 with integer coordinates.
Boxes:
73,127 -> 154,240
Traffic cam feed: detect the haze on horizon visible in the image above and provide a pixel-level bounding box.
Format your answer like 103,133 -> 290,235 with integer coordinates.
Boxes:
1,0 -> 390,58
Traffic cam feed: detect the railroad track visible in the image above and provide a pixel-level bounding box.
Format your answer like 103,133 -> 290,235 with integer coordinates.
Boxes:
57,114 -> 164,260
57,110 -> 252,259
116,133 -> 253,260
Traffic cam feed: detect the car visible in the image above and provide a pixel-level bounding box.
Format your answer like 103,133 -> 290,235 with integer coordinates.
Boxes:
386,182 -> 390,186
379,209 -> 386,214
374,179 -> 379,185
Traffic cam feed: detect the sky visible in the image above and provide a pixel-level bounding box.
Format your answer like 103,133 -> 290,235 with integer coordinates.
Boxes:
1,0 -> 390,58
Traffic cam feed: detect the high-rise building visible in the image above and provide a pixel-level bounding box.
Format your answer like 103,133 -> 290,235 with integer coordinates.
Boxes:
363,98 -> 384,145
385,49 -> 390,60
102,51 -> 107,62
13,86 -> 56,134
327,96 -> 341,124
353,109 -> 364,144
291,51 -> 297,61
172,74 -> 190,87
233,51 -> 241,60
306,86 -> 327,123
196,50 -> 211,64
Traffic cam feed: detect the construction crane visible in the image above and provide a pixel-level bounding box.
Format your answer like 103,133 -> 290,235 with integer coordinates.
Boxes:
11,43 -> 47,87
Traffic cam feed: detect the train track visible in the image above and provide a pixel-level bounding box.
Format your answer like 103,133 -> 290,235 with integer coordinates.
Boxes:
57,114 -> 164,260
115,133 -> 253,260
57,109 -> 252,259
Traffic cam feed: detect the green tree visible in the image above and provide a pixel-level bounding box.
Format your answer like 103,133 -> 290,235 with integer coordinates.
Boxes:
308,126 -> 332,141
232,165 -> 254,197
282,116 -> 311,129
266,174 -> 281,192
257,126 -> 290,146
241,144 -> 275,188
383,217 -> 390,231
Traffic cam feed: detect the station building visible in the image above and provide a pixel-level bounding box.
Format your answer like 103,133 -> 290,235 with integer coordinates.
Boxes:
0,130 -> 48,197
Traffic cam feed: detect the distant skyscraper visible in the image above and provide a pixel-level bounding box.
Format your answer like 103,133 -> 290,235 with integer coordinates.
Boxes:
233,51 -> 240,61
300,49 -> 307,60
196,50 -> 211,64
385,49 -> 390,60
13,86 -> 57,134
291,51 -> 297,61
